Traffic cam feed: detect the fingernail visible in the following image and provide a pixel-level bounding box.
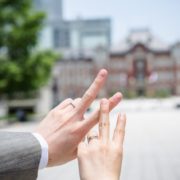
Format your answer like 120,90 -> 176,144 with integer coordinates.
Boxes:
101,98 -> 108,104
115,92 -> 122,99
99,69 -> 108,77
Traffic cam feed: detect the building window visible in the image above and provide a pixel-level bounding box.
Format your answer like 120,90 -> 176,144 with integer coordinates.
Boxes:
135,59 -> 146,81
59,29 -> 70,48
53,28 -> 70,48
53,28 -> 60,48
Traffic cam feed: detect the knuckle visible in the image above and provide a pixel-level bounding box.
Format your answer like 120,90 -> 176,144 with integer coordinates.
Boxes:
89,145 -> 99,153
117,148 -> 123,156
84,92 -> 94,101
100,121 -> 109,128
67,99 -> 73,104
99,143 -> 108,151
65,98 -> 73,103
51,109 -> 63,118
67,110 -> 79,121
116,128 -> 125,135
70,125 -> 78,134
70,123 -> 84,137
78,149 -> 87,158
113,144 -> 123,155
73,108 -> 81,116
75,97 -> 81,101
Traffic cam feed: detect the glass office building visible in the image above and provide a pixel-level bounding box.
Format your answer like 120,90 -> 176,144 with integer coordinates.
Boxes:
34,0 -> 111,54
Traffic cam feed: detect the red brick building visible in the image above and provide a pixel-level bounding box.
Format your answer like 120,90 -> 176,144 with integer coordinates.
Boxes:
53,30 -> 180,99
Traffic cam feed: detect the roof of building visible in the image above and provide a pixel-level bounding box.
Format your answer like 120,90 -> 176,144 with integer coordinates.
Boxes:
111,29 -> 170,54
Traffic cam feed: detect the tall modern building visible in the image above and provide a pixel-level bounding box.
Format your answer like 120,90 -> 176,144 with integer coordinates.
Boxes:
33,0 -> 64,50
33,0 -> 63,21
33,0 -> 111,55
51,18 -> 111,48
53,18 -> 111,58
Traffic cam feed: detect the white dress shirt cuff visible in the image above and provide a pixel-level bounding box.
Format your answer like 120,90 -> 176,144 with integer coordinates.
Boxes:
33,133 -> 49,169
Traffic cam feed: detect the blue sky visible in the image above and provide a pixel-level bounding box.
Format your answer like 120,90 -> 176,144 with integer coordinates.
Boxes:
64,0 -> 180,45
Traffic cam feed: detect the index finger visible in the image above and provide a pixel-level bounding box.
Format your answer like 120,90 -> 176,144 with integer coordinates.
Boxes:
75,69 -> 108,115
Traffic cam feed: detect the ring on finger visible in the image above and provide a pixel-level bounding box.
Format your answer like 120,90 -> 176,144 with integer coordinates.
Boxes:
69,102 -> 76,108
87,135 -> 98,143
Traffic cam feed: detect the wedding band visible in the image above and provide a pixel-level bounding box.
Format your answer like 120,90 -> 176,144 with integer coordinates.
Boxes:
69,102 -> 76,108
88,135 -> 98,143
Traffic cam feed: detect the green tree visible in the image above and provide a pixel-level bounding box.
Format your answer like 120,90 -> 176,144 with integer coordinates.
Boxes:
0,0 -> 56,98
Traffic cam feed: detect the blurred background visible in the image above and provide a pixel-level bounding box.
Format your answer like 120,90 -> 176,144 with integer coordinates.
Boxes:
0,0 -> 180,179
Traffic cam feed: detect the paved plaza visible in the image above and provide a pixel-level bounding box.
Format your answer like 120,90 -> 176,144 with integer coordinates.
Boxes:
1,98 -> 180,180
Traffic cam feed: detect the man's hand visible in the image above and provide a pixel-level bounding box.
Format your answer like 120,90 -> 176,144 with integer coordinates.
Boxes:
35,69 -> 122,166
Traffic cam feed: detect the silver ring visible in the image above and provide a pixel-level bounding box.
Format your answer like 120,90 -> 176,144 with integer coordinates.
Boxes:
87,135 -> 98,143
69,102 -> 76,108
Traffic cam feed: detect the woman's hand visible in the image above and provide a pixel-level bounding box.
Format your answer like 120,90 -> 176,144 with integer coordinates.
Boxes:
35,69 -> 123,167
78,99 -> 126,180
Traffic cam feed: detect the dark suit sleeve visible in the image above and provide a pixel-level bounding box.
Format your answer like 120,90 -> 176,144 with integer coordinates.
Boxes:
0,131 -> 41,180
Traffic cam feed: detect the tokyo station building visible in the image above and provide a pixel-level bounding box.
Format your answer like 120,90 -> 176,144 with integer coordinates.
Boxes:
53,30 -> 180,99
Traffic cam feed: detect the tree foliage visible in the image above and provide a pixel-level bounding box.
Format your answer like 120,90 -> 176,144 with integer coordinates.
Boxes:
0,0 -> 57,98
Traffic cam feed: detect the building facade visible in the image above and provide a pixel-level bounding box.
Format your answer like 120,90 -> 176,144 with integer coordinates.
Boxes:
33,0 -> 63,21
34,0 -> 111,54
53,30 -> 180,100
55,18 -> 111,56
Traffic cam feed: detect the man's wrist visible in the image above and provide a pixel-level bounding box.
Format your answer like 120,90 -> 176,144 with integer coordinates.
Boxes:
32,133 -> 49,169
